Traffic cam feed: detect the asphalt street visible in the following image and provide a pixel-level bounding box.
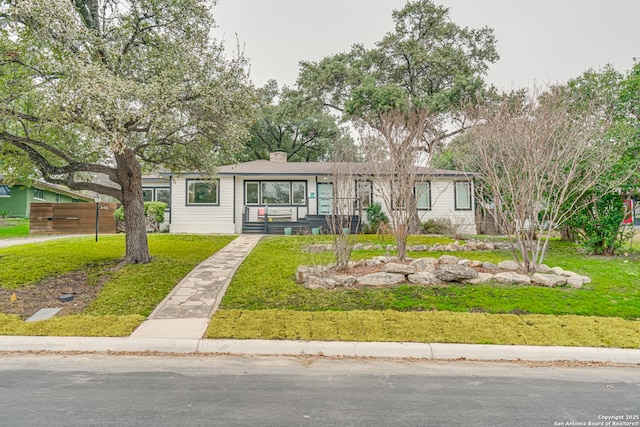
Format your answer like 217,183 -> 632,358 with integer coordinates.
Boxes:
0,354 -> 638,426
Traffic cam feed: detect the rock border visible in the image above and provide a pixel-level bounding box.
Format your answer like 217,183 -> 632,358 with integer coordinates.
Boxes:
304,239 -> 512,254
297,255 -> 591,290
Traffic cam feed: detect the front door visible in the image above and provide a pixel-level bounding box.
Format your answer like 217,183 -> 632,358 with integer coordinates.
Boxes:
317,183 -> 333,215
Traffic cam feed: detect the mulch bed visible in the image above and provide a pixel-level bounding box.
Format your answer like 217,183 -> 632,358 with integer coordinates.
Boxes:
0,271 -> 107,319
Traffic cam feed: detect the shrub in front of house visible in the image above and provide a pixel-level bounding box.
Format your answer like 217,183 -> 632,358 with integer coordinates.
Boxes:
362,202 -> 389,234
114,201 -> 167,233
420,218 -> 455,235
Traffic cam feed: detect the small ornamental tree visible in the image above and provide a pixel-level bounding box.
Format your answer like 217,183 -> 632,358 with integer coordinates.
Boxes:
327,147 -> 359,271
466,88 -> 624,272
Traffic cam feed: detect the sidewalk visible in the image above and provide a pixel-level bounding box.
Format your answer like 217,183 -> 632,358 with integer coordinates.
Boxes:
130,234 -> 262,339
1,233 -> 639,364
0,234 -> 91,248
2,337 -> 639,364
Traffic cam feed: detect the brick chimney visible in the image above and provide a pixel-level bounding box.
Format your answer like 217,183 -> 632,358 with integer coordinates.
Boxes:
269,150 -> 288,163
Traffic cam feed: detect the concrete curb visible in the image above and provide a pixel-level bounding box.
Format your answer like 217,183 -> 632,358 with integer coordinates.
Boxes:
2,337 -> 639,364
0,336 -> 200,353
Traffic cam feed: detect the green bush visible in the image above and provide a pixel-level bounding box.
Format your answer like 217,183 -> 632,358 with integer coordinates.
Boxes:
362,202 -> 389,234
0,209 -> 8,218
113,207 -> 125,222
420,218 -> 455,235
566,193 -> 633,255
113,201 -> 167,232
145,201 -> 167,231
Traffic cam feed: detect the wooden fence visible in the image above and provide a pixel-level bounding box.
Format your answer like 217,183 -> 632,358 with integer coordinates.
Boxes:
30,203 -> 118,235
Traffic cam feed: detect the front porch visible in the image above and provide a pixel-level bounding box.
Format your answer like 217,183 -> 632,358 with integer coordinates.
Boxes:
241,206 -> 361,235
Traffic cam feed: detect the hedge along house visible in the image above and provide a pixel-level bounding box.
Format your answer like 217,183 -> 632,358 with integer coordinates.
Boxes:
0,175 -> 94,217
147,152 -> 477,235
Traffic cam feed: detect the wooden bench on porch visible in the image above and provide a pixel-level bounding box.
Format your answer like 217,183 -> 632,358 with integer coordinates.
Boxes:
258,207 -> 292,221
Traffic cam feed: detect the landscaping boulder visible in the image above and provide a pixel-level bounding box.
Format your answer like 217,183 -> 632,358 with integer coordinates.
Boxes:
482,261 -> 499,270
305,276 -> 336,290
304,274 -> 356,289
444,242 -> 460,251
531,273 -> 567,287
410,257 -> 438,273
465,272 -> 494,285
561,270 -> 592,284
435,264 -> 478,282
407,272 -> 443,286
497,260 -> 520,271
536,264 -> 552,273
357,272 -> 406,286
566,277 -> 584,289
494,272 -> 531,285
439,255 -> 459,265
333,274 -> 356,287
296,266 -> 309,284
411,245 -> 428,252
383,263 -> 416,275
296,266 -> 329,283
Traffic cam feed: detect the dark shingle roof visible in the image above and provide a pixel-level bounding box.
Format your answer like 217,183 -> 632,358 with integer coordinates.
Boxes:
216,160 -> 473,177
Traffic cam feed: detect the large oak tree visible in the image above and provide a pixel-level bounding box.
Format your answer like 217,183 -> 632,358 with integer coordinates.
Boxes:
0,0 -> 254,263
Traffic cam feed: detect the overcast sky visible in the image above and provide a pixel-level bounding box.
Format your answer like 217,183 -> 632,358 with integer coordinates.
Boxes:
213,0 -> 640,91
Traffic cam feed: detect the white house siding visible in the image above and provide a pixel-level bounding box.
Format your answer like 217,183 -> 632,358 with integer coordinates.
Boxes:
169,176 -> 236,234
372,178 -> 477,235
166,172 -> 476,235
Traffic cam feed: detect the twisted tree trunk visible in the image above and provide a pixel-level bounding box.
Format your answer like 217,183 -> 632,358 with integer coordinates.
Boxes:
115,149 -> 150,264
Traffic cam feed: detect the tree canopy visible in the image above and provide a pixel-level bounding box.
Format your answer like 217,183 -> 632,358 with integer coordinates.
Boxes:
0,0 -> 255,263
238,80 -> 352,162
297,0 -> 498,153
559,63 -> 640,254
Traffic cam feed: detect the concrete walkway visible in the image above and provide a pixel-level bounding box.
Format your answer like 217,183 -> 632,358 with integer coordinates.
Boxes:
130,234 -> 262,339
0,234 -> 92,248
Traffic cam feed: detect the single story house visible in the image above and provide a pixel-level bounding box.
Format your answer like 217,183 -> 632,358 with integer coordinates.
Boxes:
0,176 -> 94,217
144,152 -> 478,235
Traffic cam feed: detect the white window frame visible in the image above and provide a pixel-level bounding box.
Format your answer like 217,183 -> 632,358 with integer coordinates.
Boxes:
33,188 -> 46,200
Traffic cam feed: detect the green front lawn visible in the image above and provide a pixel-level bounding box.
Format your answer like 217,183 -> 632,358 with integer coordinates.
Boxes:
206,235 -> 640,348
0,218 -> 30,239
0,234 -> 235,336
218,236 -> 640,319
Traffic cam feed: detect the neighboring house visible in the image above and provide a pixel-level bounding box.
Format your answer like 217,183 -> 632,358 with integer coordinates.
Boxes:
0,176 -> 94,217
143,152 -> 477,235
